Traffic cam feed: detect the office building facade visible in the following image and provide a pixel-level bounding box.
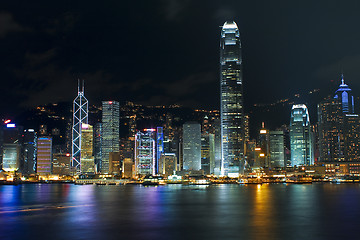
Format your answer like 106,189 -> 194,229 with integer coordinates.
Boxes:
135,129 -> 156,176
183,122 -> 201,171
269,131 -> 285,168
37,137 -> 52,175
220,21 -> 245,177
101,101 -> 120,174
290,104 -> 314,166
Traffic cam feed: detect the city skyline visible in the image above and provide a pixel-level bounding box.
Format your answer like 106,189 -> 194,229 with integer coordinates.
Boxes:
2,2 -> 360,240
1,1 -> 360,119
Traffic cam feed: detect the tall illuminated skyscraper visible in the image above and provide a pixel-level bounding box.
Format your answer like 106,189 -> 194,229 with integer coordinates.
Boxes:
1,123 -> 22,172
101,101 -> 120,173
80,124 -> 94,173
317,98 -> 344,162
334,74 -> 354,113
183,122 -> 201,171
37,137 -> 52,175
220,21 -> 245,177
135,129 -> 156,176
269,131 -> 285,168
23,129 -> 37,175
72,81 -> 88,174
290,104 -> 314,166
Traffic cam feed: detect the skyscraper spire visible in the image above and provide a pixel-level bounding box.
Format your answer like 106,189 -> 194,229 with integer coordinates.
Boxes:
335,73 -> 355,113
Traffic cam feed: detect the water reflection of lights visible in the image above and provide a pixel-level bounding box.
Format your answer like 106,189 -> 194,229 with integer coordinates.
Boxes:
251,184 -> 276,240
0,204 -> 93,214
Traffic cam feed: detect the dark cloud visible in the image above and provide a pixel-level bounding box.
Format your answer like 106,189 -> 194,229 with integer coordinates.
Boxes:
0,12 -> 24,37
161,0 -> 191,21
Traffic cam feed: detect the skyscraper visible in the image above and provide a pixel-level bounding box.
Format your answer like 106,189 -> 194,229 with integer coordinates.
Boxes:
183,122 -> 201,171
101,101 -> 120,174
156,127 -> 164,174
269,131 -> 285,168
201,133 -> 215,175
94,123 -> 102,173
80,124 -> 94,174
1,123 -> 22,172
258,124 -> 270,168
23,129 -> 37,175
317,98 -> 344,162
37,137 -> 52,175
334,74 -> 354,113
135,129 -> 156,176
290,104 -> 314,166
220,21 -> 245,177
72,81 -> 88,174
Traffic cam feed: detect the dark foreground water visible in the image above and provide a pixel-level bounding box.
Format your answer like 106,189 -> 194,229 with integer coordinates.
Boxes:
1,183 -> 360,240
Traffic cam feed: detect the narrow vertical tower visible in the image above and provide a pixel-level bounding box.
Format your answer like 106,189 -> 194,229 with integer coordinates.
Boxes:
72,80 -> 88,174
220,21 -> 245,177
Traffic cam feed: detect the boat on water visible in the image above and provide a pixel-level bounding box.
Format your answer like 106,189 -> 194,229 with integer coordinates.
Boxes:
188,179 -> 211,185
286,176 -> 312,184
239,177 -> 263,184
331,176 -> 360,183
142,175 -> 164,186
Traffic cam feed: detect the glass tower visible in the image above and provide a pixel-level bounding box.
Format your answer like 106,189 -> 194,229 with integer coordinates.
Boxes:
183,122 -> 201,171
220,21 -> 245,177
101,101 -> 120,174
290,104 -> 314,166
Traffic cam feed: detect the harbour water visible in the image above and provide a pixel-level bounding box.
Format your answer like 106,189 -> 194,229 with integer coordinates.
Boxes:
1,183 -> 360,240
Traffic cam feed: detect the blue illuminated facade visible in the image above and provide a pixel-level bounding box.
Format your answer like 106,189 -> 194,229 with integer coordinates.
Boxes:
220,21 -> 245,177
334,74 -> 355,114
156,127 -> 164,174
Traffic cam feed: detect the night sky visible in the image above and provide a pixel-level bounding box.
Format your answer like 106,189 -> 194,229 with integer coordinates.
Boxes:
1,0 -> 360,121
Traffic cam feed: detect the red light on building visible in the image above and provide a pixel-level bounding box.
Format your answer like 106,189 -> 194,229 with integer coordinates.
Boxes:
4,120 -> 11,124
66,153 -> 70,157
109,101 -> 113,104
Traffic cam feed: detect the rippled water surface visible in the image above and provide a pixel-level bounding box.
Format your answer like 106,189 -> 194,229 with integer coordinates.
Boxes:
1,183 -> 360,240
